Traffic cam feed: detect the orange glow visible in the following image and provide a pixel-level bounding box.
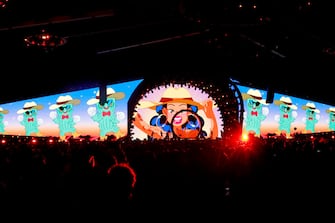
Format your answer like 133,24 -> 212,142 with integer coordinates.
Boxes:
241,133 -> 249,141
41,34 -> 50,40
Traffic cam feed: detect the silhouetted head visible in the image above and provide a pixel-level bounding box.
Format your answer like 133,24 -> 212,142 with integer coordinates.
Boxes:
106,162 -> 137,201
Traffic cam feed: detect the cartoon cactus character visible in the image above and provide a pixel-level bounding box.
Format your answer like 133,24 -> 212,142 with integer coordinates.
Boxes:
326,107 -> 335,131
242,89 -> 269,137
274,96 -> 297,136
49,95 -> 81,140
17,101 -> 43,136
302,102 -> 320,133
0,107 -> 9,134
87,87 -> 125,140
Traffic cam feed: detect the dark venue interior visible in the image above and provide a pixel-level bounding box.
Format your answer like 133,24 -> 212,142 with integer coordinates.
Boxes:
1,0 -> 335,220
1,0 -> 335,104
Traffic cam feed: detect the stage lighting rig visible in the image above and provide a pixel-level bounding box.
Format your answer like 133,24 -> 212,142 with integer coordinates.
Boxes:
24,29 -> 67,52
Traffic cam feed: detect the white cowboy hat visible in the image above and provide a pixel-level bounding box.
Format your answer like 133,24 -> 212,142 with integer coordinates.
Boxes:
241,89 -> 268,105
274,96 -> 297,110
87,87 -> 125,105
326,107 -> 335,114
17,101 -> 44,114
137,87 -> 204,110
0,107 -> 9,114
302,102 -> 320,113
49,95 -> 80,110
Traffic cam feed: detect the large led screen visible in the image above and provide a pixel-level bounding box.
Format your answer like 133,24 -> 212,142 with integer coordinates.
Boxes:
237,84 -> 335,138
0,79 -> 143,139
130,83 -> 224,140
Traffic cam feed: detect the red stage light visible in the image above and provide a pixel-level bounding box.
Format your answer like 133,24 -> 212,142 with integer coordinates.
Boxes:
0,0 -> 9,8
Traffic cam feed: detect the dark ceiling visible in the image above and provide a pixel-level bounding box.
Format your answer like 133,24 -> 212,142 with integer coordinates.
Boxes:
1,0 -> 335,105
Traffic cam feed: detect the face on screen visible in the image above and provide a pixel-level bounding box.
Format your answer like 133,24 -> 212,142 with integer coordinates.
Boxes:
131,84 -> 224,140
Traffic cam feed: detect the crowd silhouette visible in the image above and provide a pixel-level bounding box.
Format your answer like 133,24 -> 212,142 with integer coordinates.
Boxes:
0,133 -> 335,220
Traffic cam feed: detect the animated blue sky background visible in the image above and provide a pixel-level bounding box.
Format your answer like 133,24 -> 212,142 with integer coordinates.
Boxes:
1,79 -> 334,138
0,79 -> 143,137
237,84 -> 335,136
